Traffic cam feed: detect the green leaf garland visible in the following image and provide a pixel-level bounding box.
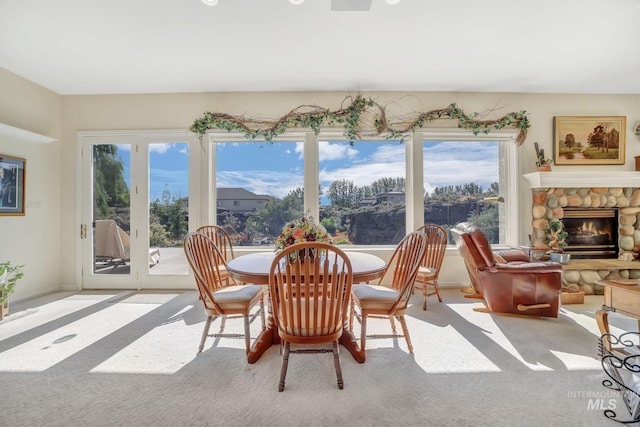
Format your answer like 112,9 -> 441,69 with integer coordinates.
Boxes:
190,95 -> 529,144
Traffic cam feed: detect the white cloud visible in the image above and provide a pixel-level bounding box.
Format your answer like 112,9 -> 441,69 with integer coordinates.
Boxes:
211,140 -> 499,200
423,141 -> 499,193
318,141 -> 359,161
217,170 -> 303,199
149,143 -> 171,154
319,142 -> 404,186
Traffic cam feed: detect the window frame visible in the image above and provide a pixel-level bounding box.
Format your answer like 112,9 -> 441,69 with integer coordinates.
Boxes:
207,128 -> 520,248
415,129 -> 520,248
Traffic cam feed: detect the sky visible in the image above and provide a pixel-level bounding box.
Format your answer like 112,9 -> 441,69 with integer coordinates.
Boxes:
115,140 -> 499,204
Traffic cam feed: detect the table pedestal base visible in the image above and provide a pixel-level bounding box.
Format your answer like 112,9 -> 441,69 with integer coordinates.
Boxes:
247,327 -> 277,364
339,328 -> 365,363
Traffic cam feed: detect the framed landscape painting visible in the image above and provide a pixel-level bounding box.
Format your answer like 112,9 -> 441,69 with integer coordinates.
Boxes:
554,116 -> 626,165
0,154 -> 25,216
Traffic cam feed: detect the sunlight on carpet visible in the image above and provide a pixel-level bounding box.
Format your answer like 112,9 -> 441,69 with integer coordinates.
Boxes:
0,297 -> 162,372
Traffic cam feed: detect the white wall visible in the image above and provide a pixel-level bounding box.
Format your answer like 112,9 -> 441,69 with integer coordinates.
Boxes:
60,91 -> 640,288
0,68 -> 62,302
2,66 -> 640,295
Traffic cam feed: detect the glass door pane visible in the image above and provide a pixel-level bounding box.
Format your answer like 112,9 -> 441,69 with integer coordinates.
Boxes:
148,142 -> 189,275
92,144 -> 132,275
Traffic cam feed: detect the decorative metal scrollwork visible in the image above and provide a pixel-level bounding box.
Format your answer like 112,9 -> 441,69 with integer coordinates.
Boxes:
600,332 -> 640,424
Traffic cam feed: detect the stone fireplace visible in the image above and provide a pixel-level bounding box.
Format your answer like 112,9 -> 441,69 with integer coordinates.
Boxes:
529,185 -> 640,258
524,171 -> 640,295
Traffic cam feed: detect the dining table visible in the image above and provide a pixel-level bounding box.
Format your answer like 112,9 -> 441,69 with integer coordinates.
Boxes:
226,251 -> 387,364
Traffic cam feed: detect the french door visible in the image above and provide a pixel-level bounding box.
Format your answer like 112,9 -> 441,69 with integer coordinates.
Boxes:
79,131 -> 200,289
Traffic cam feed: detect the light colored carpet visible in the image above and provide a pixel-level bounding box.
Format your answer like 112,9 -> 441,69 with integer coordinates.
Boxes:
0,288 -> 630,426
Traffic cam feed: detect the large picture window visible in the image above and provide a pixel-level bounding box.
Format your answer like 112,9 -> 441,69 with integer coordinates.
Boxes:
214,140 -> 304,247
319,140 -> 406,245
423,140 -> 504,244
209,130 -> 519,248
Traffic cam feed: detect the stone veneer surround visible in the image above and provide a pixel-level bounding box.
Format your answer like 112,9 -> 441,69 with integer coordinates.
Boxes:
530,186 -> 640,253
523,172 -> 640,295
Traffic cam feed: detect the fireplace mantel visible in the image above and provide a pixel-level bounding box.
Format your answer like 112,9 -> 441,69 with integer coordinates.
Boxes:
523,171 -> 640,189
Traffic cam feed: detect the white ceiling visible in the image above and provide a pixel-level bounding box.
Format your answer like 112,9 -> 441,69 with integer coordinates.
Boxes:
1,0 -> 640,95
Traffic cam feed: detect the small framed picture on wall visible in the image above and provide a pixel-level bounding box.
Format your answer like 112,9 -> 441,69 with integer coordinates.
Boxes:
0,154 -> 26,216
553,116 -> 626,165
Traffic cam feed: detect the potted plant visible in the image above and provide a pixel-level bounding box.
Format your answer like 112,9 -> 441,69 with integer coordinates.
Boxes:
544,220 -> 570,264
0,261 -> 24,320
534,142 -> 553,171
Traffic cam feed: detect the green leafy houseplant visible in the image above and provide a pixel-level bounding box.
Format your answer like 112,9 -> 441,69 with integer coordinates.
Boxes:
544,219 -> 568,253
0,262 -> 24,306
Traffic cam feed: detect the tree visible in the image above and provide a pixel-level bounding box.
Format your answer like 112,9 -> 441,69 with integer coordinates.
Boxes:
149,197 -> 188,244
321,217 -> 337,234
588,125 -> 607,151
487,181 -> 499,195
328,179 -> 357,208
288,187 -> 304,205
564,133 -> 576,149
368,177 -> 405,194
93,145 -> 130,219
468,203 -> 500,243
247,194 -> 303,237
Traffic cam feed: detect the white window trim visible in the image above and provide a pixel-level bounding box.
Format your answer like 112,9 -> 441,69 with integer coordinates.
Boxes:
207,128 -> 520,248
417,128 -> 520,248
206,132 -> 309,225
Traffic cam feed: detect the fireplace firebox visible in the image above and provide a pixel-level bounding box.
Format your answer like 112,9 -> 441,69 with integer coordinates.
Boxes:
562,207 -> 618,259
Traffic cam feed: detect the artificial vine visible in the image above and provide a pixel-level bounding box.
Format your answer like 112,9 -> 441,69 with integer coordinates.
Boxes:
190,95 -> 530,144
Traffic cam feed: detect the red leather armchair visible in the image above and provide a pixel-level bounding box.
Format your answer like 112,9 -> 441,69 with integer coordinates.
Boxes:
451,222 -> 562,318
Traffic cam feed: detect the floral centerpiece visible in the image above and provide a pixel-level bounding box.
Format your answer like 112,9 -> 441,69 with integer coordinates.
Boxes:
274,215 -> 332,261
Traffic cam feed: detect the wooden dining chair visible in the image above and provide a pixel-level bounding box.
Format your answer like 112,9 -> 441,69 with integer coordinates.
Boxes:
414,224 -> 448,310
349,231 -> 426,353
196,225 -> 235,285
183,231 -> 265,354
269,241 -> 353,392
196,225 -> 235,262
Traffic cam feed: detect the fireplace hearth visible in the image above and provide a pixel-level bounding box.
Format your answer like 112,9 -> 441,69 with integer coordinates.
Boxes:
562,207 -> 618,259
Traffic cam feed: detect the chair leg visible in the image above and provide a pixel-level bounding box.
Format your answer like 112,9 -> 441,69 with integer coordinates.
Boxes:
398,315 -> 413,353
360,314 -> 367,352
389,315 -> 397,333
198,315 -> 213,353
332,340 -> 344,390
259,297 -> 266,331
279,341 -> 291,392
433,281 -> 443,302
349,303 -> 354,331
243,315 -> 251,354
422,284 -> 428,310
219,315 -> 227,332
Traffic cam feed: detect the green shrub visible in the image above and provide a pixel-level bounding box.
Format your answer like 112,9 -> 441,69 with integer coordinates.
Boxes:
321,217 -> 337,234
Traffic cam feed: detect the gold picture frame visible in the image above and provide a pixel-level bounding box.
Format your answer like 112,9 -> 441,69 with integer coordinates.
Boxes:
554,116 -> 626,165
0,154 -> 26,216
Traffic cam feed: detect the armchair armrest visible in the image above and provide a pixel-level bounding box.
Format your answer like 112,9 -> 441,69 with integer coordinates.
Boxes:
494,249 -> 531,264
486,262 -> 562,275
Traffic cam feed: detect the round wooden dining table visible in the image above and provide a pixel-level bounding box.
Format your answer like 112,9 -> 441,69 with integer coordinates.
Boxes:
226,251 -> 386,364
